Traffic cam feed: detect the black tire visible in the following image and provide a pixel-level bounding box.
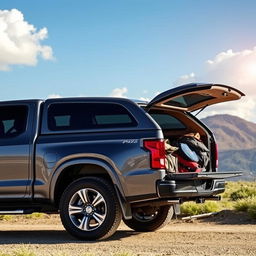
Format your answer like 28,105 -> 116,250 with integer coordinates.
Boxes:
59,177 -> 122,240
123,205 -> 174,232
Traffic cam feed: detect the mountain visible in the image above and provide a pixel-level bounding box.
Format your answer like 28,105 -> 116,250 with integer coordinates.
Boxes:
218,149 -> 256,180
200,114 -> 256,180
201,114 -> 256,151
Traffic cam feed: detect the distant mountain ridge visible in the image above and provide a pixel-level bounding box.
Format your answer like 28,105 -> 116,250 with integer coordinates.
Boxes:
200,114 -> 256,180
201,114 -> 256,151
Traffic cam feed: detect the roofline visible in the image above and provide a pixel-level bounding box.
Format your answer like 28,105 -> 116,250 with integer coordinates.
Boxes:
0,96 -> 132,102
0,99 -> 43,104
0,97 -> 150,106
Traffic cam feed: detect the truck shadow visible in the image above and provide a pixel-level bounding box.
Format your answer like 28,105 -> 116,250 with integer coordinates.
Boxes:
199,210 -> 256,225
0,230 -> 140,244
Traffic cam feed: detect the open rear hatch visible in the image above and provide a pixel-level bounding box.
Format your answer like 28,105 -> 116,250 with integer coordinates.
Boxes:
146,83 -> 245,111
148,83 -> 245,199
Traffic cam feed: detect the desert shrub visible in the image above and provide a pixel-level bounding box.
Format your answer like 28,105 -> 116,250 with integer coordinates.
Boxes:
202,201 -> 220,213
230,187 -> 256,201
222,181 -> 256,199
181,202 -> 200,216
12,248 -> 35,256
248,204 -> 256,219
233,197 -> 256,212
24,212 -> 47,219
0,248 -> 35,256
181,201 -> 220,216
218,200 -> 233,209
0,215 -> 12,221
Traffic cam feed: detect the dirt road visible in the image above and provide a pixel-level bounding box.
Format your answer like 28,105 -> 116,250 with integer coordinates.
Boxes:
0,212 -> 255,256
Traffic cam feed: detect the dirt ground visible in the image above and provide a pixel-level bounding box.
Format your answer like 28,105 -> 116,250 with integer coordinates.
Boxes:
0,211 -> 255,256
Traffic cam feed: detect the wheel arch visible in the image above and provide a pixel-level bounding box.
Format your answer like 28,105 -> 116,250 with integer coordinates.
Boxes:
50,158 -> 125,207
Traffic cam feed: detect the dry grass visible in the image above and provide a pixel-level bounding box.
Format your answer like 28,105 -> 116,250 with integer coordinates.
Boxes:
181,181 -> 256,219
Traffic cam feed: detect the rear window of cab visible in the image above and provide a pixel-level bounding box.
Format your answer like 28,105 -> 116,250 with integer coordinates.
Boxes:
150,113 -> 186,130
47,102 -> 137,131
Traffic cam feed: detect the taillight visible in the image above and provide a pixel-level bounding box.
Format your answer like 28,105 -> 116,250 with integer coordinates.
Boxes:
215,143 -> 218,169
144,140 -> 166,169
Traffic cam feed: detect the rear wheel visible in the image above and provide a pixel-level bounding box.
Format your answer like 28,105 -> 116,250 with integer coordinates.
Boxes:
59,177 -> 122,240
123,205 -> 174,232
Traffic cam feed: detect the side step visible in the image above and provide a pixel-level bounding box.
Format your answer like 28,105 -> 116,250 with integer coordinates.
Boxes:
0,209 -> 33,215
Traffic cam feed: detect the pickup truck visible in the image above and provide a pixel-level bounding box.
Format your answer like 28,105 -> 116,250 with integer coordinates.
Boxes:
0,83 -> 244,240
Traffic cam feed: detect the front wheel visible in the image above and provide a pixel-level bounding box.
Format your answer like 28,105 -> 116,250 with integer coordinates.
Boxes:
123,205 -> 174,232
59,177 -> 122,240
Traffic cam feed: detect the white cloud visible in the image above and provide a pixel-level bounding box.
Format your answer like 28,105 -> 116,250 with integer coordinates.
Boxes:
139,97 -> 150,102
198,96 -> 256,122
47,94 -> 62,98
110,87 -> 128,97
174,72 -> 196,86
176,46 -> 256,122
0,9 -> 53,71
203,47 -> 256,96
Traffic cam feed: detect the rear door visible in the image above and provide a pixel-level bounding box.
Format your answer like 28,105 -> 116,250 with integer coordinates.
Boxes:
0,103 -> 36,199
146,83 -> 245,111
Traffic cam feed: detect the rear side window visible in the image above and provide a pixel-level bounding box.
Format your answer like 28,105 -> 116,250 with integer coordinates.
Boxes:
0,105 -> 28,138
150,113 -> 186,130
48,102 -> 137,131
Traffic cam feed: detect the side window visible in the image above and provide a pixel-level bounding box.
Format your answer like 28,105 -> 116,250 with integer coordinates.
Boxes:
150,113 -> 186,130
48,102 -> 137,131
0,105 -> 28,138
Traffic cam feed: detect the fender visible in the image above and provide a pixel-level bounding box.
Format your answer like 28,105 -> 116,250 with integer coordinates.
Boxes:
49,154 -> 126,203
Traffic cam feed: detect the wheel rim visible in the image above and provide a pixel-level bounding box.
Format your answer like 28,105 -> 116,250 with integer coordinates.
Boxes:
68,188 -> 107,231
133,208 -> 159,222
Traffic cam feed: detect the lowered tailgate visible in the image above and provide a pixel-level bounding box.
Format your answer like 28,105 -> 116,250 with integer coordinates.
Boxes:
168,171 -> 243,180
157,171 -> 243,199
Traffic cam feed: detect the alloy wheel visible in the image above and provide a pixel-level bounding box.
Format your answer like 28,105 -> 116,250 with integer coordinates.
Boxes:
68,188 -> 107,231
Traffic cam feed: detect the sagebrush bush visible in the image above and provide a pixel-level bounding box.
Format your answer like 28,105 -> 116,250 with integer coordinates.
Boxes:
181,202 -> 200,216
222,181 -> 256,199
233,196 -> 256,212
0,248 -> 35,256
248,204 -> 256,219
202,201 -> 220,213
230,187 -> 256,201
24,212 -> 47,219
0,215 -> 12,221
12,248 -> 35,256
181,201 -> 220,216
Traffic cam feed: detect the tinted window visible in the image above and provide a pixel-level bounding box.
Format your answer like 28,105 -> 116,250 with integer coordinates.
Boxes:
48,102 -> 137,131
150,113 -> 186,130
165,94 -> 214,108
0,105 -> 28,138
95,114 -> 133,125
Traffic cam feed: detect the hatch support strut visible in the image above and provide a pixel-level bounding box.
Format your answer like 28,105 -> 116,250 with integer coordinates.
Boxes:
194,105 -> 208,117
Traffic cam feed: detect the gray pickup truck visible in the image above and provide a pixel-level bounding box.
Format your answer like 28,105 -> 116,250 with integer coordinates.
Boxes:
0,83 -> 244,240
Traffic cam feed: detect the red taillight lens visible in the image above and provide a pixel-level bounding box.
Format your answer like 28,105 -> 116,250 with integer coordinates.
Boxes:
144,140 -> 166,169
215,143 -> 218,168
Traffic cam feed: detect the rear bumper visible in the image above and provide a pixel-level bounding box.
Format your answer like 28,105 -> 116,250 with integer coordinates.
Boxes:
157,179 -> 225,198
157,172 -> 242,199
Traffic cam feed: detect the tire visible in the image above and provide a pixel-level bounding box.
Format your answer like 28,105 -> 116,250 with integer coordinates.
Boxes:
59,177 -> 122,240
123,205 -> 174,232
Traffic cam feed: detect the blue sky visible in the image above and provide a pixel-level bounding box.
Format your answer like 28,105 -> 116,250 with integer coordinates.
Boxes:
0,0 -> 256,121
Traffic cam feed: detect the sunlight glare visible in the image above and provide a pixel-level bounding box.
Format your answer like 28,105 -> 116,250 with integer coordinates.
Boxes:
246,62 -> 256,78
